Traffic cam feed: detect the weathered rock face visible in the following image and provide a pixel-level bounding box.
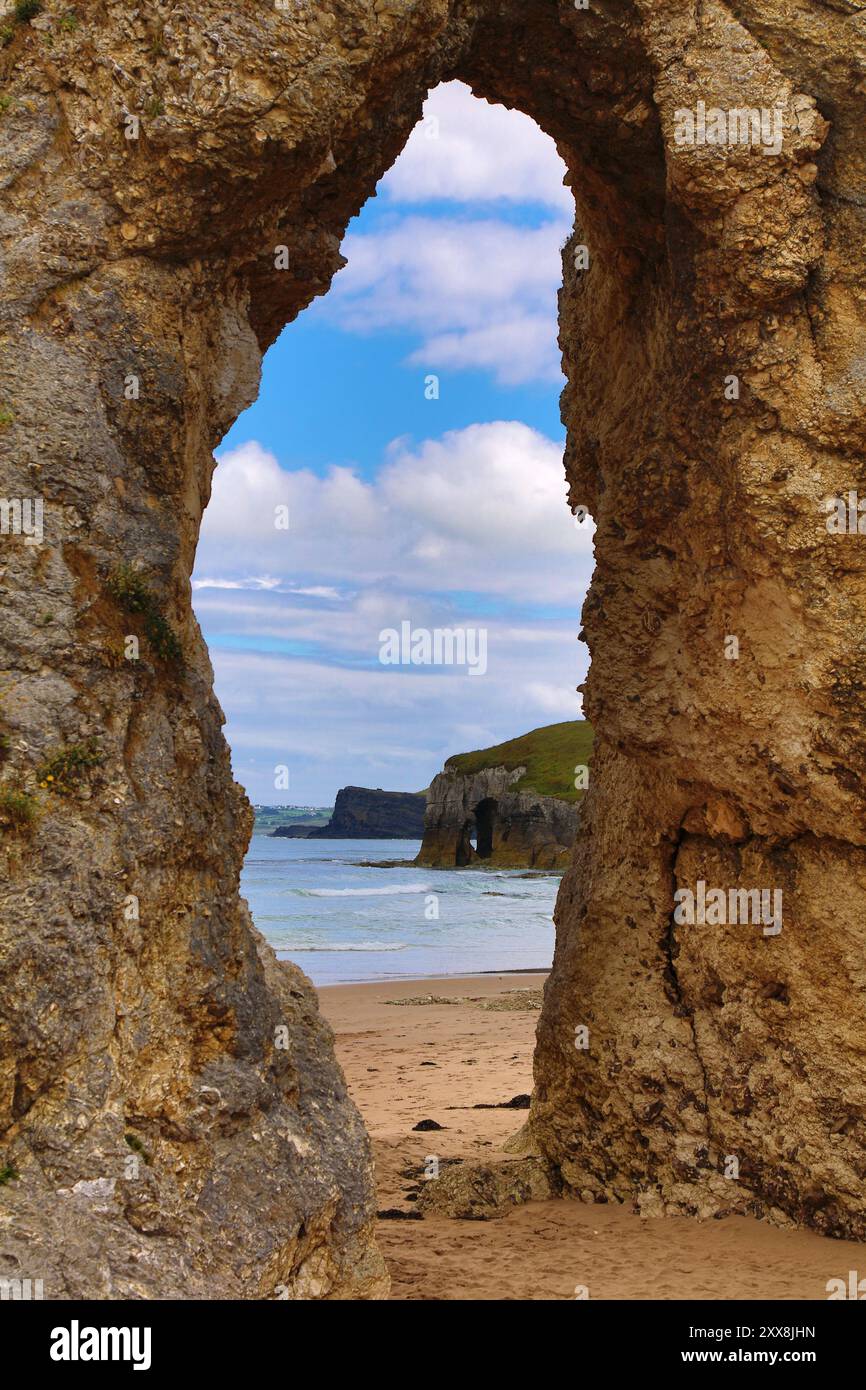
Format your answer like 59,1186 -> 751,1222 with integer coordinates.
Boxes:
1,0 -> 865,1298
417,766 -> 579,869
532,4 -> 866,1240
308,787 -> 426,840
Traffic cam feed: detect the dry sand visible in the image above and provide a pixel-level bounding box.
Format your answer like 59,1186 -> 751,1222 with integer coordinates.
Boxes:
319,971 -> 863,1301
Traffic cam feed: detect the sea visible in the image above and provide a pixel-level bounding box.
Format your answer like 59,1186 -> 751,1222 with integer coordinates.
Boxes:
241,833 -> 559,986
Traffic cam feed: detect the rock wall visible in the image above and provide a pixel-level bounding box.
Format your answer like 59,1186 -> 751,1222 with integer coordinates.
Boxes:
529,0 -> 866,1240
417,766 -> 580,869
1,0 -> 865,1298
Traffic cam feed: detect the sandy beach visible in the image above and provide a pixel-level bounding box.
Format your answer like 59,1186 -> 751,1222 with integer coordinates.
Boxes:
320,972 -> 863,1301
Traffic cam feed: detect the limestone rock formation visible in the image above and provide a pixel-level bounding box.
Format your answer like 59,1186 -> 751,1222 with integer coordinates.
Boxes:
1,0 -> 865,1300
417,722 -> 589,867
417,765 -> 579,869
416,1156 -> 559,1220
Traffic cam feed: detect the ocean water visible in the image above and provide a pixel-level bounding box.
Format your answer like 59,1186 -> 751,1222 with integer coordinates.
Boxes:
241,833 -> 558,986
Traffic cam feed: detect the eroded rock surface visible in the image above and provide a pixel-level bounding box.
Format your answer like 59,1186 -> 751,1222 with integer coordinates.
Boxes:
416,1156 -> 559,1221
1,0 -> 865,1298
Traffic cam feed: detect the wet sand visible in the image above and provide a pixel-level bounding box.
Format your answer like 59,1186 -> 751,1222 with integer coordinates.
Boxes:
319,971 -> 864,1301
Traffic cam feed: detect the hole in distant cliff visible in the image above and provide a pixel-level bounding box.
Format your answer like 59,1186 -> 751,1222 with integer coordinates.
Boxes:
474,798 -> 498,859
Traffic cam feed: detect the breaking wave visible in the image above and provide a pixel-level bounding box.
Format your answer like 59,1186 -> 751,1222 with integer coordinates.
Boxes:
278,941 -> 408,953
297,883 -> 432,898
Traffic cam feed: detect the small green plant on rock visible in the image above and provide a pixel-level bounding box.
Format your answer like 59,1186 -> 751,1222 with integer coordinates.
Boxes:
0,1162 -> 19,1185
58,9 -> 78,31
37,739 -> 103,795
107,565 -> 184,668
0,785 -> 38,831
13,1 -> 42,21
124,1132 -> 153,1166
0,405 -> 13,426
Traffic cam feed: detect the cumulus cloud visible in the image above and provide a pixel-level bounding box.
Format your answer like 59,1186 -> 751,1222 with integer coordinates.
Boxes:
195,425 -> 593,606
406,317 -> 561,385
192,425 -> 594,801
381,81 -> 573,212
325,216 -> 569,385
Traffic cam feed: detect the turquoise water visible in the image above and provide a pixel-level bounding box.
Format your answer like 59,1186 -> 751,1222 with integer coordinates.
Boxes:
241,833 -> 557,985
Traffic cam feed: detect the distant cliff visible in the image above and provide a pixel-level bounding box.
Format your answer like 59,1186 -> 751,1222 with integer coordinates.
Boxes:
416,722 -> 592,869
274,786 -> 427,839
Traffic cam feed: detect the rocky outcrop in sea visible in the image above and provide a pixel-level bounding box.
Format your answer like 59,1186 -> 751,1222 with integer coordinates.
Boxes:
416,765 -> 579,869
272,787 -> 426,839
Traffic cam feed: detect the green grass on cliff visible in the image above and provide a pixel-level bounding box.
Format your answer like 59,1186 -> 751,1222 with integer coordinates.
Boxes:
445,720 -> 594,803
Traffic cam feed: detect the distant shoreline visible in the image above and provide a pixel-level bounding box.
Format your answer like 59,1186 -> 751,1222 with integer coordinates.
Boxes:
309,966 -> 550,990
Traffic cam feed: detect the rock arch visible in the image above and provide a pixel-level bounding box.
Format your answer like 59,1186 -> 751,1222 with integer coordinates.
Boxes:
1,0 -> 865,1297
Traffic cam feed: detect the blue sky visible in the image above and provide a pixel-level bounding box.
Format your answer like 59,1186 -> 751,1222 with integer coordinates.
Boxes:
193,82 -> 594,805
218,312 -> 565,479
219,200 -> 566,478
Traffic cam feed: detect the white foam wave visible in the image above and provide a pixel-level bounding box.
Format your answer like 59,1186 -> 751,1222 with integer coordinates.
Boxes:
300,883 -> 431,898
279,941 -> 408,953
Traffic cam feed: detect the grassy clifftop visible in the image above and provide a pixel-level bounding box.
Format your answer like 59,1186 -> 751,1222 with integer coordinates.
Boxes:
445,720 -> 594,803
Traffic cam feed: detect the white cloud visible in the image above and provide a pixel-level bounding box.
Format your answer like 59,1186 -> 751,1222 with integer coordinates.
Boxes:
305,84 -> 574,385
381,424 -> 580,562
290,585 -> 343,600
193,426 -> 594,802
210,638 -> 584,805
382,81 -> 572,213
524,681 -> 582,720
325,215 -> 569,385
192,577 -> 344,600
195,425 -> 593,606
192,576 -> 282,591
406,317 -> 560,385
